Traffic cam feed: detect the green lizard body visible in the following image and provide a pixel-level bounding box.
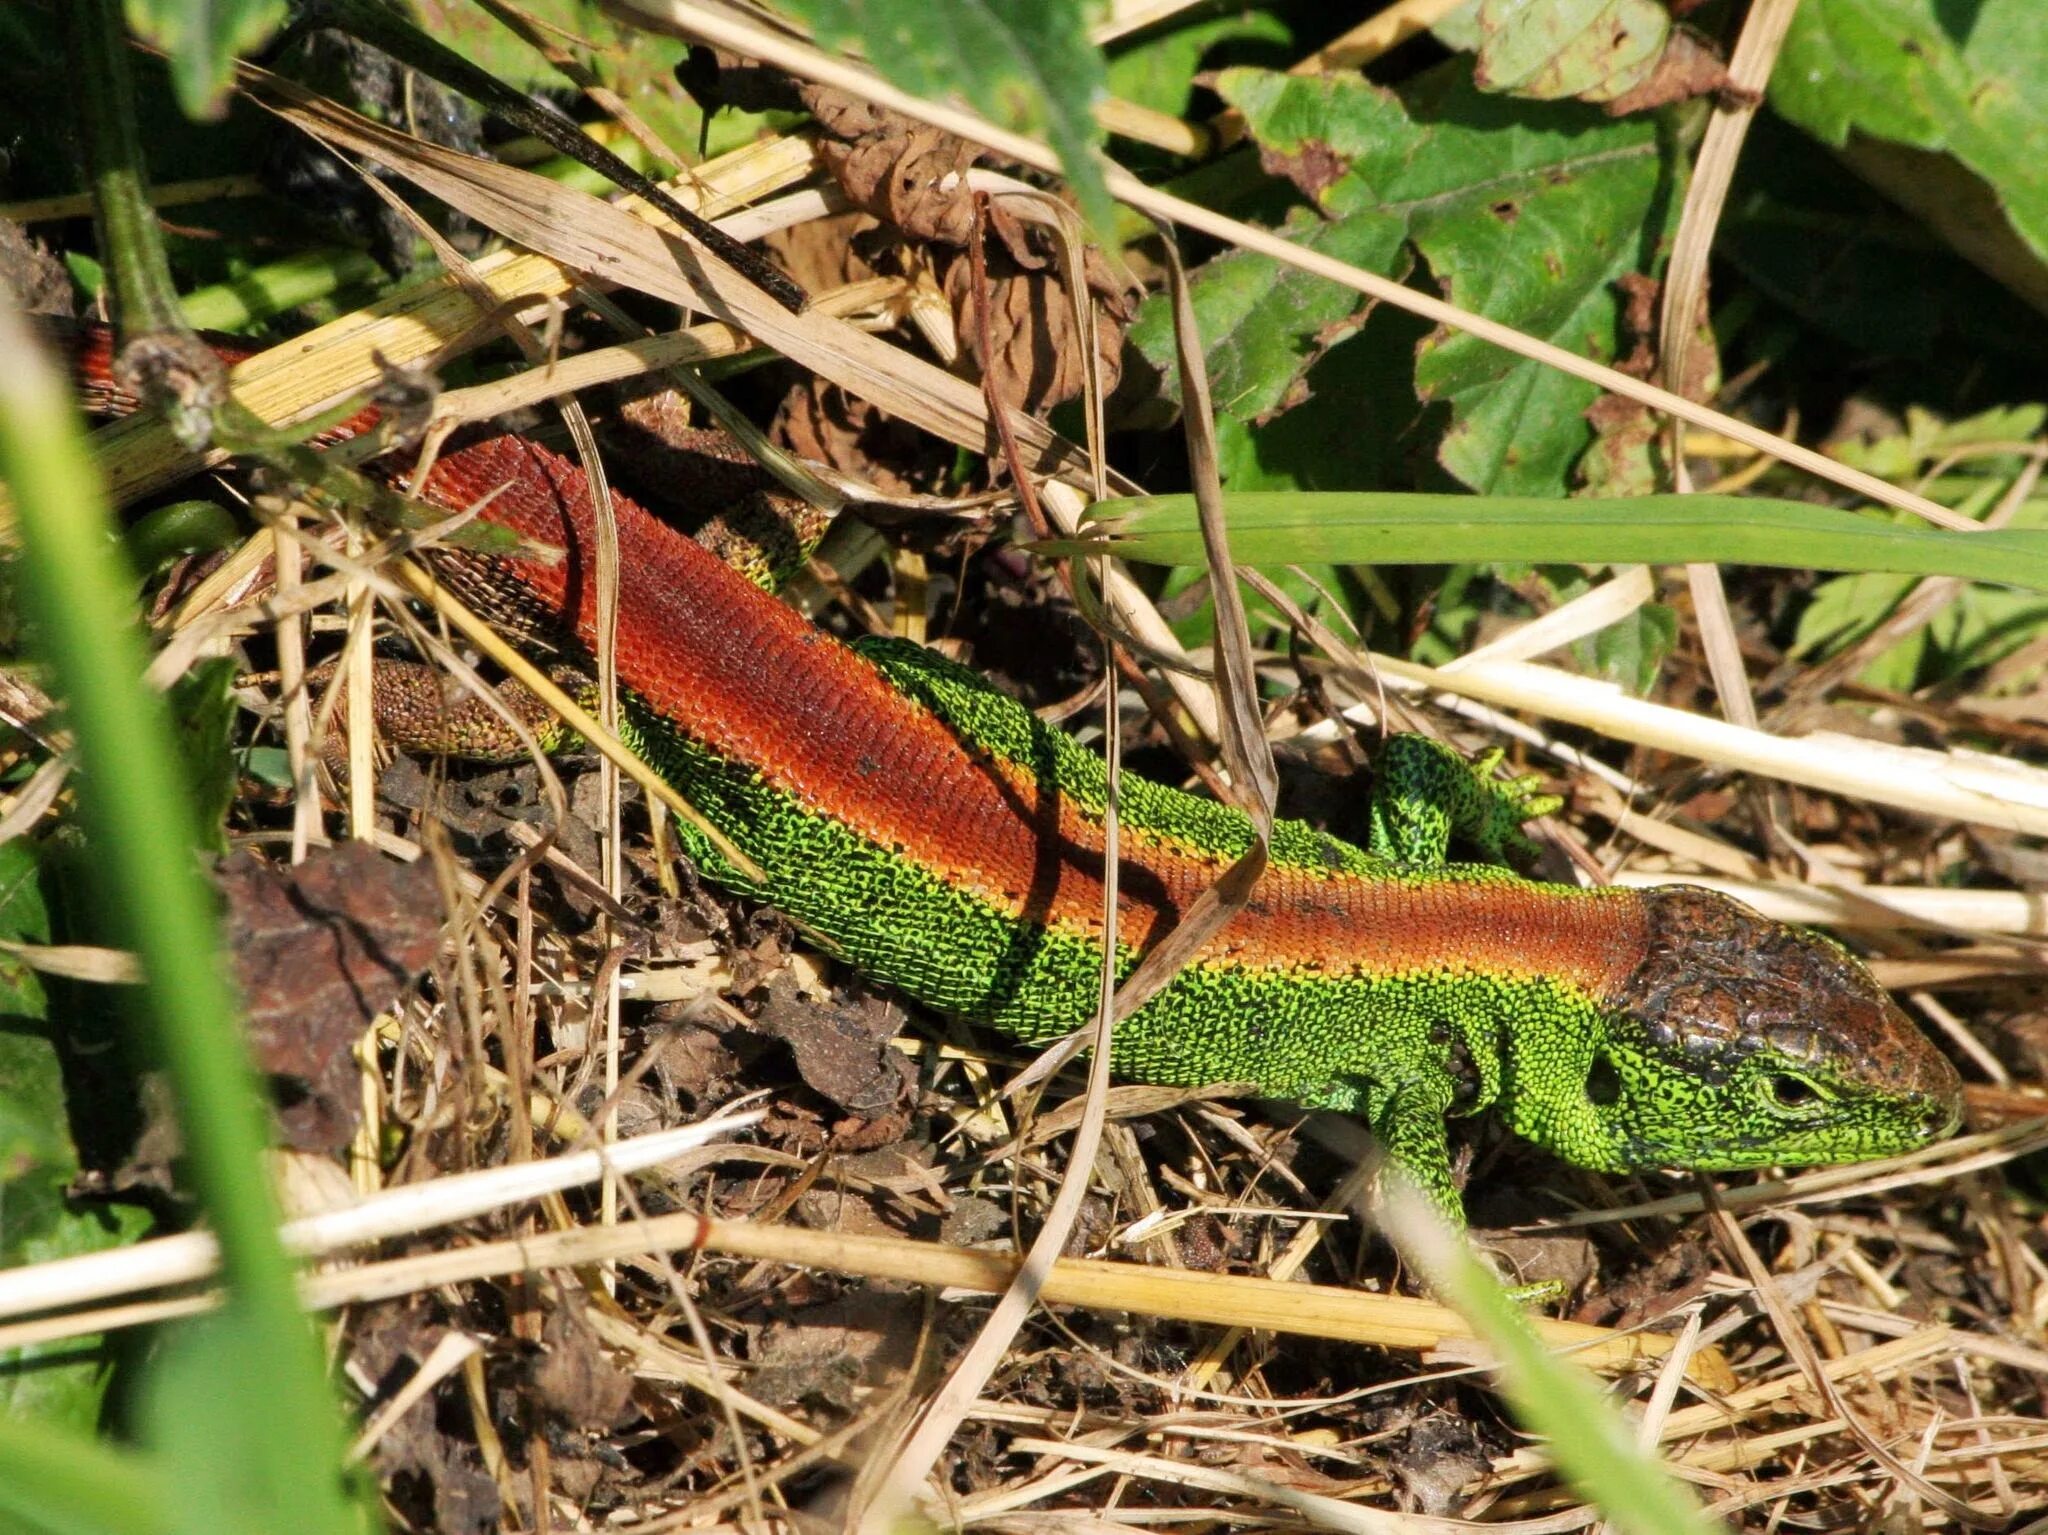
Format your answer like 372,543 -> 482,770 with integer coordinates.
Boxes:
65,321 -> 1964,1243
396,436 -> 1965,1233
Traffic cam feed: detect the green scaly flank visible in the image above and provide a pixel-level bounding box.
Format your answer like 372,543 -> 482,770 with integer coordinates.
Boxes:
599,627 -> 1960,1234
403,542 -> 1956,1235
619,637 -> 1634,1227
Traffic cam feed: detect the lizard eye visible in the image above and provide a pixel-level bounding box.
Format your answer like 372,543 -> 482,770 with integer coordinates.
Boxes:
1586,1054 -> 1622,1107
1764,1072 -> 1829,1114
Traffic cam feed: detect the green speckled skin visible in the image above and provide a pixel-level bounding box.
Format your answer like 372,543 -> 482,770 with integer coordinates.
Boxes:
375,433 -> 1964,1238
604,637 -> 1961,1230
74,321 -> 1961,1245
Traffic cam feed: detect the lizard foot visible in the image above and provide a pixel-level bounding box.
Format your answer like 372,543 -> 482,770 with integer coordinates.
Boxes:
1464,746 -> 1563,870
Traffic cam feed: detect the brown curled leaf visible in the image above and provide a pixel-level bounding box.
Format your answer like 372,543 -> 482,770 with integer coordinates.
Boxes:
772,374 -> 939,496
942,246 -> 1129,417
803,85 -> 993,253
221,842 -> 442,1150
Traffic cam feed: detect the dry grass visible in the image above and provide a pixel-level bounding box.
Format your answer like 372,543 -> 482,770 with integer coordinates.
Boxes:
10,9 -> 2048,1532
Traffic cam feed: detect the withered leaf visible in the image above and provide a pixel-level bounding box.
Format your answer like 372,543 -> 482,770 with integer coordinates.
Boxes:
943,248 -> 1128,417
221,843 -> 442,1150
744,971 -> 914,1127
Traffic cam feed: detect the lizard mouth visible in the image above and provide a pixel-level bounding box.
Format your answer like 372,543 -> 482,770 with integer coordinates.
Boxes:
1620,1090 -> 1962,1171
1921,1092 -> 1964,1142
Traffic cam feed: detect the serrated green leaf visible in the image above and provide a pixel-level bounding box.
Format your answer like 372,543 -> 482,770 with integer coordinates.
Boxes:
766,0 -> 1115,241
1207,66 -> 1678,497
401,0 -> 654,94
1832,402 -> 2048,479
122,0 -> 287,121
408,0 -> 756,161
1209,302 -> 1427,493
1130,209 -> 1407,424
1773,0 -> 2048,266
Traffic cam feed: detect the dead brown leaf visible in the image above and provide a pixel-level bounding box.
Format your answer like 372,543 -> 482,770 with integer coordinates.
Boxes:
942,247 -> 1126,417
222,842 -> 442,1150
1605,26 -> 1734,115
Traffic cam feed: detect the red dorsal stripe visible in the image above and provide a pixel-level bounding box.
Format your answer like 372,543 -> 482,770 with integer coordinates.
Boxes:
414,435 -> 1649,997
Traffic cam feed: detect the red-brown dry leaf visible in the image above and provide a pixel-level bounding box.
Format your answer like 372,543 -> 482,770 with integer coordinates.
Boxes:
772,374 -> 937,495
942,247 -> 1128,417
221,842 -> 442,1150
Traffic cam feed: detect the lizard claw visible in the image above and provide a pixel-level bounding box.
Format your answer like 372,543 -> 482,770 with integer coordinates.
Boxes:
1463,750 -> 1560,870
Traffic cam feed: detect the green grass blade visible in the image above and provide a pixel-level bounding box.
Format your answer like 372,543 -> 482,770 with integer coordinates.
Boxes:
0,1417 -> 172,1535
0,305 -> 363,1533
1071,492 -> 2048,590
1385,1181 -> 1721,1535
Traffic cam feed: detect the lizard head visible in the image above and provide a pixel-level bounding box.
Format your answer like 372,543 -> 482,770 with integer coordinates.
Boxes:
1557,887 -> 1962,1174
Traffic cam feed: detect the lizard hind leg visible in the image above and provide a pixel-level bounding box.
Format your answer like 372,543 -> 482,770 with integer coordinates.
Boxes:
1367,733 -> 1561,871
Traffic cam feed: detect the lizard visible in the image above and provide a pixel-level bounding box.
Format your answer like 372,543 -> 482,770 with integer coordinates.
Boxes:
69,326 -> 1965,1238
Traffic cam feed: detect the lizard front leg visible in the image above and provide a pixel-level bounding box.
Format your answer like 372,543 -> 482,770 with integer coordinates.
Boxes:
1367,1075 -> 1464,1230
1368,1074 -> 1567,1305
1368,733 -> 1560,871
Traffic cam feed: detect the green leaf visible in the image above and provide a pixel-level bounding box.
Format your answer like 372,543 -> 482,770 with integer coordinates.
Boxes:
124,502 -> 242,574
1577,598 -> 1677,693
0,839 -> 152,1434
401,0 -> 764,162
1831,402 -> 2048,480
1208,303 -> 1427,493
400,0 -> 655,94
170,659 -> 240,855
1773,0 -> 2048,266
1384,1178 -> 1718,1535
1718,118 -> 2048,368
0,1416 -> 171,1535
1194,66 -> 1678,496
1434,0 -> 1670,104
142,1310 -> 369,1535
1071,490 -> 2048,591
1788,405 -> 2048,689
766,0 -> 1115,240
121,0 -> 287,121
0,301 -> 362,1535
1105,10 -> 1291,119
1128,210 -> 1408,425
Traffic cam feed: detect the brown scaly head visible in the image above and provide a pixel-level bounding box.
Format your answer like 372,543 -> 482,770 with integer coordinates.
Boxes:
1541,886 -> 1962,1175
